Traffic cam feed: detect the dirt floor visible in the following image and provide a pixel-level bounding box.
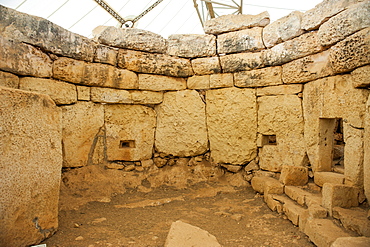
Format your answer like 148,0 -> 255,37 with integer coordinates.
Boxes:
42,181 -> 315,247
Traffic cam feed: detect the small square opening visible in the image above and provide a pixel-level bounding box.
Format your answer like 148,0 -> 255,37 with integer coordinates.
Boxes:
119,140 -> 135,148
262,135 -> 277,146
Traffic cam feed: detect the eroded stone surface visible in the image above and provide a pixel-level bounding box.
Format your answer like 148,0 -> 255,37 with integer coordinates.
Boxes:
206,87 -> 257,164
234,66 -> 282,88
256,84 -> 302,96
365,95 -> 370,202
351,65 -> 370,88
0,70 -> 19,89
91,87 -> 131,104
187,75 -> 210,89
220,52 -> 264,73
138,74 -> 187,91
191,57 -> 221,75
210,73 -> 233,89
155,90 -> 208,157
94,44 -> 118,66
167,34 -> 216,58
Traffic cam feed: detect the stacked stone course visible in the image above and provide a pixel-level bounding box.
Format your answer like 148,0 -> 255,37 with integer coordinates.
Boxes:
1,0 -> 370,246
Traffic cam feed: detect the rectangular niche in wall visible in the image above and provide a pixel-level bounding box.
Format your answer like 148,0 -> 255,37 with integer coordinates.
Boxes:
119,140 -> 135,149
261,134 -> 277,146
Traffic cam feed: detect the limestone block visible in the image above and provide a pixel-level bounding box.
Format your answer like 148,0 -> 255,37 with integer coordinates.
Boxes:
330,27 -> 370,74
331,237 -> 370,247
314,172 -> 345,187
284,186 -> 311,206
0,37 -> 52,77
263,11 -> 304,48
234,66 -> 282,88
333,207 -> 370,237
308,204 -> 328,219
210,73 -> 233,89
94,44 -> 118,66
93,26 -> 167,53
165,220 -> 221,247
77,86 -> 90,101
187,75 -> 210,89
61,102 -> 104,167
53,57 -> 85,84
322,183 -> 359,215
217,27 -> 264,54
91,87 -> 131,104
258,95 -> 306,171
203,11 -> 270,34
19,77 -> 77,105
251,176 -> 266,193
365,95 -> 370,202
351,65 -> 370,88
282,50 -> 334,84
206,87 -> 257,164
131,90 -> 163,105
280,165 -> 308,186
256,84 -> 302,96
167,34 -> 216,58
283,200 -> 306,226
118,49 -> 193,77
82,63 -> 138,89
263,31 -> 324,66
0,71 -> 19,89
0,87 -> 62,246
155,90 -> 208,157
191,57 -> 221,75
138,74 -> 186,91
251,176 -> 283,194
318,1 -> 370,46
105,104 -> 156,161
301,0 -> 361,31
220,52 -> 264,73
0,5 -> 95,61
264,194 -> 283,213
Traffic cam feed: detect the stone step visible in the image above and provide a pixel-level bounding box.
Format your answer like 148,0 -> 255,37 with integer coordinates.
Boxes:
331,237 -> 370,247
284,185 -> 322,207
333,207 -> 370,237
314,172 -> 345,187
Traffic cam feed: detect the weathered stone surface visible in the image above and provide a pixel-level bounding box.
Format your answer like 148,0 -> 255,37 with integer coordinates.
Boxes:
118,49 -> 193,77
318,1 -> 370,46
93,26 -> 167,53
138,74 -> 187,91
76,86 -> 90,101
207,87 -> 257,164
251,176 -> 284,194
165,220 -> 221,247
187,75 -> 210,89
331,237 -> 370,247
365,95 -> 370,202
91,87 -> 131,104
220,52 -> 264,73
256,84 -> 302,96
263,11 -> 304,48
204,11 -> 270,34
263,31 -> 324,66
283,200 -> 306,226
314,172 -> 345,187
19,77 -> 77,105
301,0 -> 360,31
61,102 -> 104,167
155,90 -> 208,157
0,87 -> 62,246
264,194 -> 283,213
234,66 -> 282,88
94,44 -> 118,66
258,95 -> 306,171
322,183 -> 359,215
303,75 -> 369,172
167,34 -> 216,58
53,57 -> 85,84
284,186 -> 311,206
217,27 -> 264,54
351,65 -> 370,88
105,104 -> 156,161
280,165 -> 308,186
0,37 -> 52,77
191,57 -> 221,75
210,73 -> 233,89
131,90 -> 163,105
282,50 -> 334,84
333,207 -> 370,237
0,71 -> 19,89
330,27 -> 370,74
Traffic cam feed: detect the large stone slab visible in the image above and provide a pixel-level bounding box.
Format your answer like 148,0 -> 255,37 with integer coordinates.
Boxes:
203,12 -> 270,34
90,87 -> 131,104
301,0 -> 360,31
61,102 -> 104,167
206,87 -> 257,164
210,73 -> 233,89
0,5 -> 95,61
318,1 -> 370,46
0,87 -> 62,246
330,27 -> 370,74
365,95 -> 370,202
191,57 -> 221,75
52,57 -> 85,84
118,49 -> 193,77
234,66 -> 282,88
322,183 -> 359,215
92,26 -> 167,53
256,84 -> 302,96
94,44 -> 118,66
138,74 -> 187,91
167,34 -> 216,58
105,104 -> 156,161
19,77 -> 77,105
258,95 -> 306,171
0,71 -> 19,89
217,27 -> 264,54
263,11 -> 304,48
0,37 -> 52,78
351,65 -> 370,88
155,90 -> 208,157
187,75 -> 210,89
332,237 -> 370,247
220,52 -> 264,73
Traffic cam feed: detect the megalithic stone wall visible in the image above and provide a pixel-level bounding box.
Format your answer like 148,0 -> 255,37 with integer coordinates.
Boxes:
0,0 -> 370,245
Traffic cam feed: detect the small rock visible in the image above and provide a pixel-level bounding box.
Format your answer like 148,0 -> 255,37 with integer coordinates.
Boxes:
75,236 -> 84,241
152,236 -> 159,241
124,164 -> 135,171
105,163 -> 124,170
73,223 -> 80,228
92,217 -> 107,224
231,214 -> 243,222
